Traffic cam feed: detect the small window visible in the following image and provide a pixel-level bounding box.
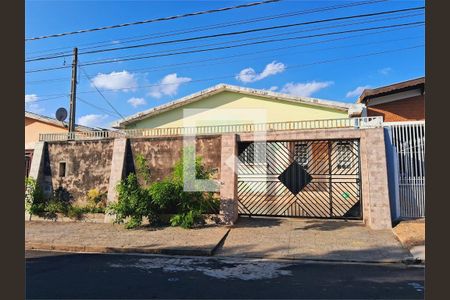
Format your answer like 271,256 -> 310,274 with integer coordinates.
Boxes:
294,142 -> 309,167
238,142 -> 254,164
59,162 -> 66,177
337,142 -> 353,169
238,142 -> 268,165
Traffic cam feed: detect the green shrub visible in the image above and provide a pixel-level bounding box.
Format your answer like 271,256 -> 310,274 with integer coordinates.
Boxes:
135,153 -> 150,186
152,147 -> 219,228
67,206 -> 85,220
148,179 -> 181,213
107,173 -> 157,229
25,177 -> 45,217
86,188 -> 107,212
169,209 -> 203,229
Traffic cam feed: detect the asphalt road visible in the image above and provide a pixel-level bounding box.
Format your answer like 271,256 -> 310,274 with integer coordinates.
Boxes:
26,250 -> 424,299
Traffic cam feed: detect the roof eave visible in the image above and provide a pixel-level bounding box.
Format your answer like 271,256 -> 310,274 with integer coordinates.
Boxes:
114,84 -> 352,128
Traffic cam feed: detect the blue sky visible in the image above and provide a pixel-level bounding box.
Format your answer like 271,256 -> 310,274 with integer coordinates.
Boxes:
25,0 -> 425,128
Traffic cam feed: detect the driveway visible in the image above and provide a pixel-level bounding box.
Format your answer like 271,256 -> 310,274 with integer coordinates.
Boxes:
217,217 -> 411,263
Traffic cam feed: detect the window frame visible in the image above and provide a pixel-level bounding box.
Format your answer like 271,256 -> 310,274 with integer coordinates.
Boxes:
293,142 -> 310,168
336,141 -> 353,169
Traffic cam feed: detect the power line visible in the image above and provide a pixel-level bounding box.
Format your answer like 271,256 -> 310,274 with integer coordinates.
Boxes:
25,0 -> 282,41
79,66 -> 125,119
25,0 -> 387,57
25,6 -> 423,62
27,94 -> 70,102
78,12 -> 423,63
79,21 -> 425,66
35,44 -> 424,98
31,12 -> 419,74
26,23 -> 423,83
25,20 -> 423,74
77,96 -> 121,117
26,32 -> 423,86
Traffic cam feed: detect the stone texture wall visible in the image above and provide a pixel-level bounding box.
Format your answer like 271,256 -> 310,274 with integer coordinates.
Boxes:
128,135 -> 222,183
38,128 -> 392,230
44,140 -> 114,203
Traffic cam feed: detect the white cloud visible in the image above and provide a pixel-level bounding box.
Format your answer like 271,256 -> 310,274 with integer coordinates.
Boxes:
127,97 -> 147,108
236,61 -> 286,83
25,94 -> 39,103
77,114 -> 109,128
268,86 -> 278,91
378,67 -> 392,75
25,94 -> 45,113
91,70 -> 137,92
280,81 -> 333,97
346,85 -> 371,98
148,73 -> 191,99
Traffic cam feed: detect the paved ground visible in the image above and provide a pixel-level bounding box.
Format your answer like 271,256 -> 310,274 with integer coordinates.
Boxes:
26,217 -> 412,263
25,221 -> 229,255
26,250 -> 425,299
218,217 -> 411,262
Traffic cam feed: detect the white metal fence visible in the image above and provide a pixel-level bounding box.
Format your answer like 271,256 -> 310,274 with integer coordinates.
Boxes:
384,121 -> 425,219
39,116 -> 383,142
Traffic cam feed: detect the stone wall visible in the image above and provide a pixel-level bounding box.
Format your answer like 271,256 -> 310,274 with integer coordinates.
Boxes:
128,135 -> 221,183
36,129 -> 392,229
41,136 -> 222,204
44,139 -> 115,204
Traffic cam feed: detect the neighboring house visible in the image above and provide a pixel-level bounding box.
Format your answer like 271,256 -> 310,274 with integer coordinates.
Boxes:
113,84 -> 363,129
357,77 -> 425,122
356,78 -> 426,220
25,111 -> 94,177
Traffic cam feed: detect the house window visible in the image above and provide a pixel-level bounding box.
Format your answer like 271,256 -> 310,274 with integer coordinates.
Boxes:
238,142 -> 254,164
59,162 -> 67,177
238,142 -> 268,165
293,142 -> 309,167
336,142 -> 353,169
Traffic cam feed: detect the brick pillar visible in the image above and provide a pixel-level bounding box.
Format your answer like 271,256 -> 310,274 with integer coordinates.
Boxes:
104,138 -> 128,223
360,128 -> 392,229
219,134 -> 238,225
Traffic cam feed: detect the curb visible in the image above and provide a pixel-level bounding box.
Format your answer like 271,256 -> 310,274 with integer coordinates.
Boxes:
26,243 -> 213,257
213,253 -> 413,265
26,229 -> 231,257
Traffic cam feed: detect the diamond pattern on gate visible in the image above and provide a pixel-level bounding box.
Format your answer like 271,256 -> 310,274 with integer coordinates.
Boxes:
277,161 -> 312,195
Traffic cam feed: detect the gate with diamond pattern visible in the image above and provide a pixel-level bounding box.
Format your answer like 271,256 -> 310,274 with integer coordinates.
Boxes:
237,139 -> 362,219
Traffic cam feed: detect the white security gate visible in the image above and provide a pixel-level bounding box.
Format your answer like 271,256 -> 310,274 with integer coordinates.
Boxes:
384,121 -> 425,218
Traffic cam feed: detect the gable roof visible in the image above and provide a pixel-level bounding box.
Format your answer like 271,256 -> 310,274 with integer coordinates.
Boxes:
113,83 -> 357,128
357,77 -> 425,104
25,111 -> 97,132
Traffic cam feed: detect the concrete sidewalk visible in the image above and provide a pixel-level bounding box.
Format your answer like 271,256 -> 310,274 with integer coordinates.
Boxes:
25,221 -> 229,256
217,217 -> 412,263
26,217 -> 413,264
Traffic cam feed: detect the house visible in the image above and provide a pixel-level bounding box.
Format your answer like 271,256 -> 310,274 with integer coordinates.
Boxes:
357,77 -> 425,122
32,84 -> 394,229
356,78 -> 426,220
113,83 -> 364,129
25,111 -> 95,177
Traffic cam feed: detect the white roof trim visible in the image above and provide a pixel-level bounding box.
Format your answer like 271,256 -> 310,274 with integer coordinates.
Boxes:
113,83 -> 356,128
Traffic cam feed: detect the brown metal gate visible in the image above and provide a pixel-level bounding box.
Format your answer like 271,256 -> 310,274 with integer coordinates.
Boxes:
237,139 -> 362,219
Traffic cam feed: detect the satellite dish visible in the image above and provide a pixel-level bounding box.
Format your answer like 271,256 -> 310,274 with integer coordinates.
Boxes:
55,107 -> 68,122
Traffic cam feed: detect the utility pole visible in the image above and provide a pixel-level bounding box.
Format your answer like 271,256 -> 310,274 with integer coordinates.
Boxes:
68,47 -> 78,133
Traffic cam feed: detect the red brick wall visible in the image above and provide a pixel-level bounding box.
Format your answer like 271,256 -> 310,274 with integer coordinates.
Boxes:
367,95 -> 425,122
